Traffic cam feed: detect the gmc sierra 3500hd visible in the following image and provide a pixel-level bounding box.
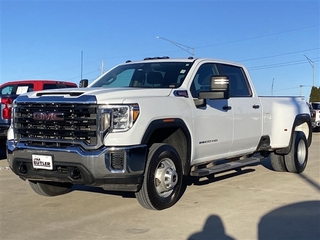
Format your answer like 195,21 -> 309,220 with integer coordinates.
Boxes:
6,57 -> 312,210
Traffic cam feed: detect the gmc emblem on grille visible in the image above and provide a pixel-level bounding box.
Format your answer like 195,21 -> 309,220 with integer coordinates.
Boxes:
33,112 -> 64,121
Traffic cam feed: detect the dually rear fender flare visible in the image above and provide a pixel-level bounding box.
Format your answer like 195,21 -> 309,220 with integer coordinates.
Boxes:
275,114 -> 312,155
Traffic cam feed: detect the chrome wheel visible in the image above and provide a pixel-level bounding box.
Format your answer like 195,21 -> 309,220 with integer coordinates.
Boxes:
154,158 -> 178,198
297,139 -> 307,166
135,143 -> 183,210
285,131 -> 308,173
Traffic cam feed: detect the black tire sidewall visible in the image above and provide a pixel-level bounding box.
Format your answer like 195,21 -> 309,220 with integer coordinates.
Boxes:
293,132 -> 308,172
270,152 -> 287,172
285,131 -> 308,173
146,144 -> 183,210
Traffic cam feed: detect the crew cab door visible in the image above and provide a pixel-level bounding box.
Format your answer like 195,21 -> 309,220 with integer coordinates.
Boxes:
216,64 -> 262,154
190,63 -> 233,163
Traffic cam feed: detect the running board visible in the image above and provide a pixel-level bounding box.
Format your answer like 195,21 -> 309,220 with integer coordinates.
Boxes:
190,157 -> 261,177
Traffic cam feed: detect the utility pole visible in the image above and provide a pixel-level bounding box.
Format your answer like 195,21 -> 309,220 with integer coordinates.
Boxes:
271,78 -> 274,96
101,59 -> 104,76
80,51 -> 83,80
155,36 -> 195,57
304,55 -> 314,86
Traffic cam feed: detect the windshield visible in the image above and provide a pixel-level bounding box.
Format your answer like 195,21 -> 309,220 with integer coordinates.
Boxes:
90,61 -> 193,88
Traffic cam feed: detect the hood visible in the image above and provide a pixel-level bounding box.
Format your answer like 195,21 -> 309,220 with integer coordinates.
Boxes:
18,87 -> 173,103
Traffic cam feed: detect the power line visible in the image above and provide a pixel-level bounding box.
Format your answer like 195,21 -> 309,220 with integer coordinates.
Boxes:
239,48 -> 319,62
70,55 -> 320,82
248,58 -> 320,71
259,86 -> 301,95
196,25 -> 319,49
12,25 -> 318,82
73,25 -> 320,71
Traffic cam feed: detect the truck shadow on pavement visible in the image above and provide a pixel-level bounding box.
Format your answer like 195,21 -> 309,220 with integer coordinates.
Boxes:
188,159 -> 320,240
70,156 -> 319,203
184,154 -> 279,188
184,168 -> 256,187
188,200 -> 320,240
70,168 -> 257,199
70,185 -> 136,198
70,166 -> 258,199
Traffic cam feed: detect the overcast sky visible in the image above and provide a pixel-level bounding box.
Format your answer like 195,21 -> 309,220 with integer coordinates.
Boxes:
1,0 -> 319,97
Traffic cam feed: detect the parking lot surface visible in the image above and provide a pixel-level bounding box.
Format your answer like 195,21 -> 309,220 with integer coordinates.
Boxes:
0,134 -> 319,240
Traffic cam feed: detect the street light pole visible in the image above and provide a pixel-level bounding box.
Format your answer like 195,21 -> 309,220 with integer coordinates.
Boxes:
304,55 -> 314,86
156,36 -> 195,57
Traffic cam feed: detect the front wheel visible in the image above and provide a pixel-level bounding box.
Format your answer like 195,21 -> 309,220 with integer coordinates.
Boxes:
284,131 -> 308,173
135,143 -> 183,210
29,180 -> 73,196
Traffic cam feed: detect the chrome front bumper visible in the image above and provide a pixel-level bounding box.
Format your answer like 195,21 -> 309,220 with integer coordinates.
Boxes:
6,140 -> 147,191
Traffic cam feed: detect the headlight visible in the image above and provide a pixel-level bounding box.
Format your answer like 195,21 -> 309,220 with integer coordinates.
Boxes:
99,104 -> 140,134
112,104 -> 140,132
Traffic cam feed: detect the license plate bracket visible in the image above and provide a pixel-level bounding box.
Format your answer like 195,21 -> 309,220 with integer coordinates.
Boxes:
32,154 -> 53,170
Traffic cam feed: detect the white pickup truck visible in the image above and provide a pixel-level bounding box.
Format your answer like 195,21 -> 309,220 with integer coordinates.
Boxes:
7,57 -> 312,210
311,102 -> 320,131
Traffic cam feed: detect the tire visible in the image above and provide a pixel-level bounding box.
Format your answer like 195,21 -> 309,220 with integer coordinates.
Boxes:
284,131 -> 308,173
135,143 -> 183,210
270,152 -> 287,172
29,180 -> 73,196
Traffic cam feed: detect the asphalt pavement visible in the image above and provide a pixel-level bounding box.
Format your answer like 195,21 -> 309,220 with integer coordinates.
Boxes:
0,133 -> 319,240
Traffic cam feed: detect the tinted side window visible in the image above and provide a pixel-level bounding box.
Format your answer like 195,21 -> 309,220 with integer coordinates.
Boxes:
217,64 -> 251,97
0,84 -> 34,95
1,86 -> 13,95
190,63 -> 219,98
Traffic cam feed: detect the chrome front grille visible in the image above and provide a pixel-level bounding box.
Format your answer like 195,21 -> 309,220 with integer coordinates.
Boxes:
14,102 -> 98,148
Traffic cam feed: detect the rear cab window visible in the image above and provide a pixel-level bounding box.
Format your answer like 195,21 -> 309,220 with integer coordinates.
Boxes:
43,83 -> 77,89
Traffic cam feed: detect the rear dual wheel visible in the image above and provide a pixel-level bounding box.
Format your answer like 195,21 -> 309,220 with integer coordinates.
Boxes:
270,131 -> 308,173
284,131 -> 308,173
270,152 -> 286,172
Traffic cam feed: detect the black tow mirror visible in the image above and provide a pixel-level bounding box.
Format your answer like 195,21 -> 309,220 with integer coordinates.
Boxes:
198,75 -> 230,100
79,79 -> 88,88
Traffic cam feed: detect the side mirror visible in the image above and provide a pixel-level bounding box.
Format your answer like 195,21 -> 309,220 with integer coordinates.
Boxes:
198,76 -> 230,100
79,79 -> 88,88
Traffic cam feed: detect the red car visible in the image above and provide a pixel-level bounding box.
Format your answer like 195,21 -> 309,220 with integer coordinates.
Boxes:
0,80 -> 78,139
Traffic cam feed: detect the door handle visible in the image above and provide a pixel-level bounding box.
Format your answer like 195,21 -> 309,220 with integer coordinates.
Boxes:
223,106 -> 232,111
252,104 -> 260,109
